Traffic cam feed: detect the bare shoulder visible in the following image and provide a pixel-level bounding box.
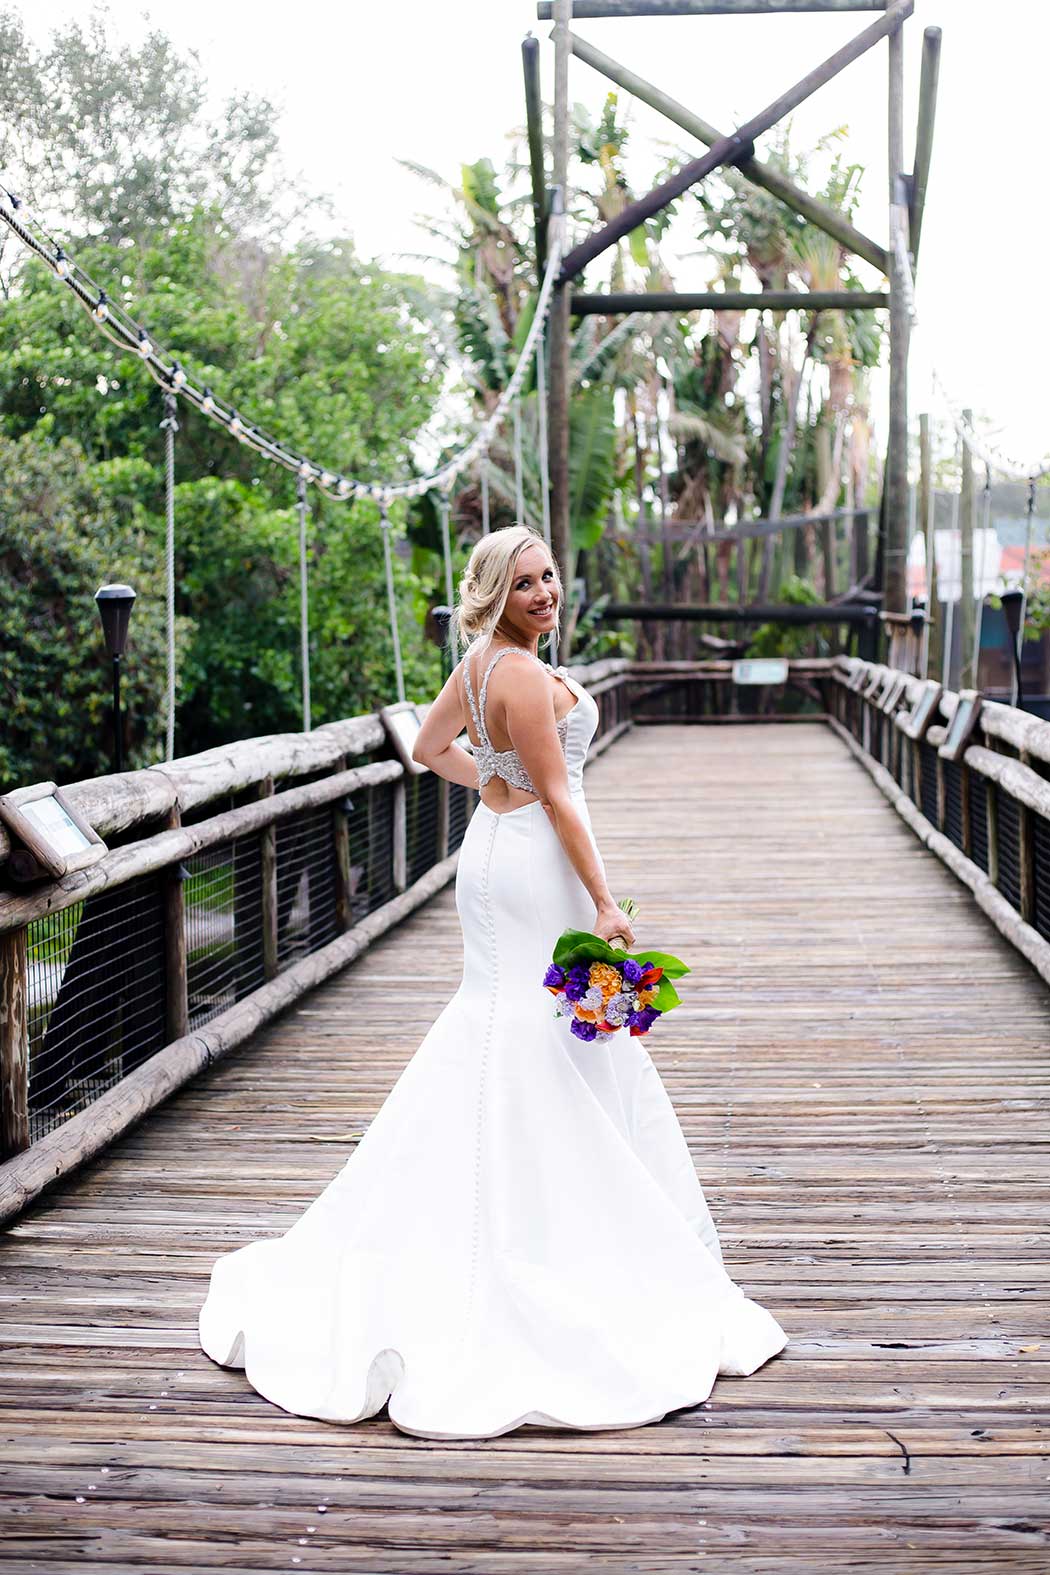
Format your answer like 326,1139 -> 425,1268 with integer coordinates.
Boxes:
486,650 -> 553,710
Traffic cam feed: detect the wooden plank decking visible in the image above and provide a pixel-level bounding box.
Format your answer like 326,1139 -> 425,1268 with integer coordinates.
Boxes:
2,721 -> 1049,1572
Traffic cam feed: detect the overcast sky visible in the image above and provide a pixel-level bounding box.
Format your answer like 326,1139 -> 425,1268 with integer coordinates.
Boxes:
16,0 -> 1048,471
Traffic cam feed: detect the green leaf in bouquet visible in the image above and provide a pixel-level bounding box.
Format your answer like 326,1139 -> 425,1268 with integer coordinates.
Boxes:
551,928 -> 619,969
650,976 -> 682,1014
626,948 -> 690,980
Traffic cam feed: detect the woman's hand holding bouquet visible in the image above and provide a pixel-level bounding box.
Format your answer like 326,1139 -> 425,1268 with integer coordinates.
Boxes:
542,897 -> 689,1045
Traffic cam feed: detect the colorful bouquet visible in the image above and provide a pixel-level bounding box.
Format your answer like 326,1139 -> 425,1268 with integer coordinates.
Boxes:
542,898 -> 689,1044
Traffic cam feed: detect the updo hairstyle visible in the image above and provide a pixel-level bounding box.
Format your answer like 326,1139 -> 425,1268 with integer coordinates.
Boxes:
454,524 -> 562,651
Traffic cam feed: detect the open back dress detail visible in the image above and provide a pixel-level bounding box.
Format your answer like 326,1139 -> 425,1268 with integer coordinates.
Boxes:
197,651 -> 787,1440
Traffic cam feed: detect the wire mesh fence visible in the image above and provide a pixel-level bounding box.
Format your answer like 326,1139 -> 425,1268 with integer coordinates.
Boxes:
345,779 -> 397,923
405,772 -> 443,889
4,670 -> 635,1159
276,807 -> 341,969
186,834 -> 266,1029
26,874 -> 167,1140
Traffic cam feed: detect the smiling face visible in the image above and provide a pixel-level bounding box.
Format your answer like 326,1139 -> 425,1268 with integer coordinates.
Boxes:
496,542 -> 560,645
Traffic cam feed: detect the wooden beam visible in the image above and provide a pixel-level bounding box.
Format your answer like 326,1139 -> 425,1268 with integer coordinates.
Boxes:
910,26 -> 942,265
883,16 -> 911,617
522,33 -> 548,277
960,409 -> 976,688
572,289 -> 888,313
558,0 -> 913,282
567,30 -> 888,273
597,601 -> 878,624
549,2 -> 573,604
539,2 -> 888,16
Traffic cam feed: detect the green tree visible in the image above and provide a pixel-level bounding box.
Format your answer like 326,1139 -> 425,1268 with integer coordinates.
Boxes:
0,431 -> 176,787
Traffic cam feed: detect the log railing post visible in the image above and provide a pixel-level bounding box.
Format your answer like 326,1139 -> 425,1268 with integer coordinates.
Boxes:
163,805 -> 189,1042
437,777 -> 450,864
393,778 -> 407,894
0,928 -> 30,1158
332,757 -> 353,933
259,776 -> 278,980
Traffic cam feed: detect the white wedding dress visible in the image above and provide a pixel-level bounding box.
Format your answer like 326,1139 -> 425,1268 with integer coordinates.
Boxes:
198,649 -> 787,1439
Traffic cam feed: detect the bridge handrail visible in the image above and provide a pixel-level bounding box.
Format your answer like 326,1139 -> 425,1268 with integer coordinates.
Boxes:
830,655 -> 1050,991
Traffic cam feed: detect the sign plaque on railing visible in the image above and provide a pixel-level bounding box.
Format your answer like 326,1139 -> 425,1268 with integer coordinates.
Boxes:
732,658 -> 788,687
0,782 -> 107,878
380,702 -> 429,777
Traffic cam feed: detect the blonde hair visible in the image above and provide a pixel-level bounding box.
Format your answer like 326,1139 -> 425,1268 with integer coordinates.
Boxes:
454,525 -> 563,651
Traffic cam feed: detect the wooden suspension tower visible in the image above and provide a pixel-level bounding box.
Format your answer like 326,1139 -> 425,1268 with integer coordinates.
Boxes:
526,0 -> 942,636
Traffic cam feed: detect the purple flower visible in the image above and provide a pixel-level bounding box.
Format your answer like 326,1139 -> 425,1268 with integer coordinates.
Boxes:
565,965 -> 590,1002
570,1017 -> 598,1042
621,958 -> 643,985
543,964 -> 566,990
628,1006 -> 661,1032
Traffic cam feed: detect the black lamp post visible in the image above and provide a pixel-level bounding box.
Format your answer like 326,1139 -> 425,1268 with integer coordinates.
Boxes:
95,583 -> 136,772
432,604 -> 454,681
1000,588 -> 1026,710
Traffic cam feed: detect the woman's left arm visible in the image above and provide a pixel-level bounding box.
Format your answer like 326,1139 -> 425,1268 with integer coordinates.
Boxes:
412,667 -> 479,789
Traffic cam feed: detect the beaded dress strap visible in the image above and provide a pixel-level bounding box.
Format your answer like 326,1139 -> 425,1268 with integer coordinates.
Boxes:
461,651 -> 485,744
477,646 -> 546,743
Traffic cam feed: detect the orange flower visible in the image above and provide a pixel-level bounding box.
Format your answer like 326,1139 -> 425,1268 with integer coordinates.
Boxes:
589,962 -> 622,999
573,1002 -> 603,1023
637,987 -> 657,1008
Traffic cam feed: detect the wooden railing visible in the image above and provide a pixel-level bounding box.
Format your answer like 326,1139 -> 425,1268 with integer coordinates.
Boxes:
13,651 -> 979,1222
0,658 -> 637,1219
828,656 -> 1050,988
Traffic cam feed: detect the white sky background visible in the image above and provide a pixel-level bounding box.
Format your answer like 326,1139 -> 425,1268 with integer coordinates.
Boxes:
16,0 -> 1050,470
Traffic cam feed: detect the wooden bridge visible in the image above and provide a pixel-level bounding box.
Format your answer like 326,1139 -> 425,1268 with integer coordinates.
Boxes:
2,661 -> 1050,1570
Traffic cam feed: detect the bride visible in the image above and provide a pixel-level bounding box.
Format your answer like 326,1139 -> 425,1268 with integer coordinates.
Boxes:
198,524 -> 787,1439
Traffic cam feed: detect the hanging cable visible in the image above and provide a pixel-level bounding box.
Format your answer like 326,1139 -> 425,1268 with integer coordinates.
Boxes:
0,182 -> 567,506
379,501 -> 406,705
160,391 -> 179,762
296,473 -> 312,731
437,486 -> 458,665
535,323 -> 552,550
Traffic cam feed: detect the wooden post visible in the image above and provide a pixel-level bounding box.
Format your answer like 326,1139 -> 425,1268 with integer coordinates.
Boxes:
883,18 -> 910,617
332,759 -> 353,933
393,779 -> 408,894
523,33 -> 548,278
960,410 -> 976,688
549,2 -> 573,606
0,928 -> 29,1158
919,413 -> 941,680
910,27 -> 942,265
162,805 -> 188,1043
259,776 -> 278,981
437,777 -> 450,863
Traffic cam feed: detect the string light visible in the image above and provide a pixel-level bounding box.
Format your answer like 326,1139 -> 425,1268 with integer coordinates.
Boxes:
0,187 -> 566,504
